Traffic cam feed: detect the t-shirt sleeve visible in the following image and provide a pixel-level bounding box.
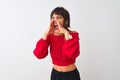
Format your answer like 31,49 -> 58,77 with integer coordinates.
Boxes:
33,38 -> 49,59
62,32 -> 80,59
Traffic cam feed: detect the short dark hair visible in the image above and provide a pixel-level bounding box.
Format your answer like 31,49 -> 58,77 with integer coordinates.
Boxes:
50,7 -> 70,31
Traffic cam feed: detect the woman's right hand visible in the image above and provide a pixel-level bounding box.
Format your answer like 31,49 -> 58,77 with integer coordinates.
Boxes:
42,20 -> 54,40
48,20 -> 54,34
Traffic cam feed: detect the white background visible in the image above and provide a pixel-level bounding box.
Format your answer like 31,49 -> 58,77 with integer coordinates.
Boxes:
0,0 -> 120,80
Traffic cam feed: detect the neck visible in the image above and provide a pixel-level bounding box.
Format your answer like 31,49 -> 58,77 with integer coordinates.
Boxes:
53,33 -> 64,36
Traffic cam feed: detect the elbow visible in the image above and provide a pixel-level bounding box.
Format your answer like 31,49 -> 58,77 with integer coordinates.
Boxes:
33,49 -> 48,59
33,50 -> 41,59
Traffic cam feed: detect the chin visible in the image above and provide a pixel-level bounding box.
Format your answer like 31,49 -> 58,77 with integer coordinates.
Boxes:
53,30 -> 60,34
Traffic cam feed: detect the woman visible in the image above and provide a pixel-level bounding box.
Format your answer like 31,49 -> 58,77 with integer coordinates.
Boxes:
33,7 -> 81,80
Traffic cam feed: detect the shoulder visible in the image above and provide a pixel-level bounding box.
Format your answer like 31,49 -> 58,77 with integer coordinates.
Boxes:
69,31 -> 79,39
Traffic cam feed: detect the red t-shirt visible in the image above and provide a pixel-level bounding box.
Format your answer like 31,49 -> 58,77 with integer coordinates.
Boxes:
33,32 -> 80,66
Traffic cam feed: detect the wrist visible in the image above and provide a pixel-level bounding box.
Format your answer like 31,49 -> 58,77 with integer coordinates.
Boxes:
64,31 -> 71,40
42,32 -> 49,40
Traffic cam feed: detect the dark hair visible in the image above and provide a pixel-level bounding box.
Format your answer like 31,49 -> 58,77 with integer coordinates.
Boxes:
50,7 -> 70,31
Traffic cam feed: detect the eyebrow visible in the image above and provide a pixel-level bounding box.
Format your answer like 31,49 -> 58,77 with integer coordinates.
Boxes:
52,15 -> 63,18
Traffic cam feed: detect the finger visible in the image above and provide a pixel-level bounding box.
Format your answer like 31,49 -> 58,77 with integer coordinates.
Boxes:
50,20 -> 54,28
56,20 -> 61,28
50,19 -> 54,25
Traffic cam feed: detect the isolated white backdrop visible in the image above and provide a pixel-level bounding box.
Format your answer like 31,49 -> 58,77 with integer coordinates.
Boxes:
0,0 -> 120,80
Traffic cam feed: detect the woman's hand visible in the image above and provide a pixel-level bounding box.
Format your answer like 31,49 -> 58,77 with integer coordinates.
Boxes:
48,20 -> 54,34
56,20 -> 71,40
56,20 -> 68,34
42,20 -> 54,40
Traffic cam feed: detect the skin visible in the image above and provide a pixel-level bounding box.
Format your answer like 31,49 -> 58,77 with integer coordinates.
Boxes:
42,13 -> 76,72
42,13 -> 70,40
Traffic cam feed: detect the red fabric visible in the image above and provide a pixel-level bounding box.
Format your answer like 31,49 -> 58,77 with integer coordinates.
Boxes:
33,32 -> 80,66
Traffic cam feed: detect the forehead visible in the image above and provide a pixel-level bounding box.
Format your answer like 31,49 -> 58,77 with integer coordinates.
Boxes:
52,13 -> 63,17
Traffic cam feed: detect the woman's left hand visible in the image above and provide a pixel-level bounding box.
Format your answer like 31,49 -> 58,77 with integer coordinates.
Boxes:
56,20 -> 68,34
56,20 -> 71,40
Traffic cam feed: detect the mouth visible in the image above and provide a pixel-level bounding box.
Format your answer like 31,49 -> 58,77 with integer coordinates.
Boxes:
54,25 -> 59,30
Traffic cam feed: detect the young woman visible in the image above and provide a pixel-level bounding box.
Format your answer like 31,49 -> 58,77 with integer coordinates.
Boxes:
33,7 -> 81,80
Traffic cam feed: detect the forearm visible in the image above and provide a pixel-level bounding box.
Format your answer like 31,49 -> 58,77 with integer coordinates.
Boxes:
64,30 -> 72,40
64,32 -> 70,40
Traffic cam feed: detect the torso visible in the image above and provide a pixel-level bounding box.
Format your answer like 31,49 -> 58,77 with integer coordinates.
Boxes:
52,31 -> 77,72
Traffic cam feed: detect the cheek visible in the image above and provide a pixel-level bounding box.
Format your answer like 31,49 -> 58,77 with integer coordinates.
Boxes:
59,20 -> 64,25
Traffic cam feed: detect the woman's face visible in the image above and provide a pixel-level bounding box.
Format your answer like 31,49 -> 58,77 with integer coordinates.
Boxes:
51,13 -> 64,34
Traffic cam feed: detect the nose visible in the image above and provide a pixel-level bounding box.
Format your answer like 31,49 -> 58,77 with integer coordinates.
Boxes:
53,20 -> 57,25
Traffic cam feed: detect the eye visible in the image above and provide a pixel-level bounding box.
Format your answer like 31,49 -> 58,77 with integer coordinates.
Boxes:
57,16 -> 62,19
58,17 -> 62,19
51,17 -> 54,19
